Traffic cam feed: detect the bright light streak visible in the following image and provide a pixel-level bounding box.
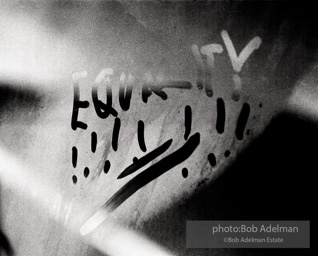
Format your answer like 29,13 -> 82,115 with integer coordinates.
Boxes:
288,81 -> 318,121
0,146 -> 174,256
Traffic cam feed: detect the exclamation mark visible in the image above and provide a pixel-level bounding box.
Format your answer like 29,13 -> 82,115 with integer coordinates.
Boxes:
235,103 -> 250,140
184,105 -> 192,140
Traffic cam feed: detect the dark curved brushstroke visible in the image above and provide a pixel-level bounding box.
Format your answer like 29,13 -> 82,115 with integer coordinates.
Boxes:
105,133 -> 200,212
117,139 -> 173,179
137,121 -> 147,152
216,98 -> 226,134
235,103 -> 250,140
184,105 -> 192,140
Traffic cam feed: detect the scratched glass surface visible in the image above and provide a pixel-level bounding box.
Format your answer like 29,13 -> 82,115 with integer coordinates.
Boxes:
0,1 -> 316,256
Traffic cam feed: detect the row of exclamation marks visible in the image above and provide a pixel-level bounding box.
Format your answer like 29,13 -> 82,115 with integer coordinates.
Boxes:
72,130 -> 111,184
183,97 -> 260,177
207,98 -> 262,169
72,143 -> 111,184
72,98 -> 258,183
71,117 -> 149,184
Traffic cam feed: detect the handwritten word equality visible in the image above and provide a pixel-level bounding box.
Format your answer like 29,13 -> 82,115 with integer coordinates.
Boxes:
71,30 -> 262,130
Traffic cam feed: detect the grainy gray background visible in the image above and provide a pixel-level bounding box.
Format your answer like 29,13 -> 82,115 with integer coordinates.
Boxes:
0,1 -> 316,255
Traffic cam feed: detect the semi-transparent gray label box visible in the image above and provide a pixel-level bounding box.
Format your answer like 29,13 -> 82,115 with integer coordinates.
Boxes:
186,221 -> 310,248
